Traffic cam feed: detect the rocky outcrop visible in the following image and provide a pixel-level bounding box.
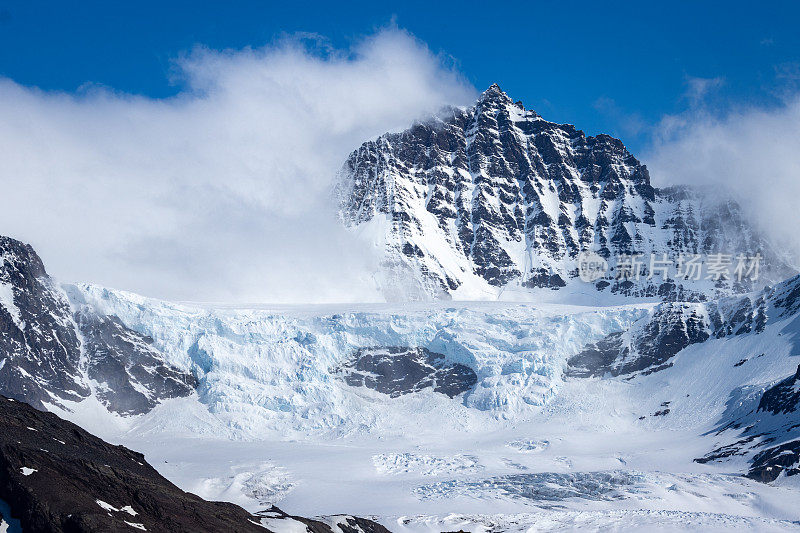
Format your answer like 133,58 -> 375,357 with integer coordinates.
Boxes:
75,307 -> 198,416
567,274 -> 800,379
757,364 -> 800,416
334,346 -> 477,398
747,439 -> 800,483
258,506 -> 390,533
337,85 -> 794,299
567,303 -> 710,378
694,364 -> 800,483
741,363 -> 800,483
0,235 -> 195,414
0,395 -> 391,533
0,236 -> 89,409
562,271 -> 800,483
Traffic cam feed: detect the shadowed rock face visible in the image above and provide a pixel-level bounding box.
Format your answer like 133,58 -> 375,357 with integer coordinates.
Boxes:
0,236 -> 88,409
258,506 -> 391,533
747,439 -> 800,483
0,235 -> 195,414
567,303 -> 710,378
75,309 -> 198,416
337,84 -> 794,299
0,395 -> 391,533
336,346 -> 477,398
758,364 -> 800,416
565,274 -> 800,484
568,274 -> 800,380
694,365 -> 800,483
0,394 -> 267,533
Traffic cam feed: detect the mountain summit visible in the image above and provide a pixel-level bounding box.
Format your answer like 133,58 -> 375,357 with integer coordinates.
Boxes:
337,85 -> 794,300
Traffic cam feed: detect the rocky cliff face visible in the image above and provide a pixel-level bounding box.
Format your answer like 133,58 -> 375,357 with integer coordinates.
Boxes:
337,84 -> 794,300
0,235 -> 195,414
694,361 -> 800,483
567,302 -> 711,378
334,346 -> 477,399
568,273 -> 800,379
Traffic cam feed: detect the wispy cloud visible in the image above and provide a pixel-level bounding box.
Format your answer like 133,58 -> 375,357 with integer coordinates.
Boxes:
0,28 -> 475,302
592,96 -> 647,137
683,75 -> 725,107
644,92 -> 800,261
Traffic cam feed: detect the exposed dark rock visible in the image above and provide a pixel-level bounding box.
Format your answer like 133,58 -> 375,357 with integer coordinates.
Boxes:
695,364 -> 800,483
0,394 -> 267,532
522,269 -> 566,289
757,364 -> 800,416
746,440 -> 800,482
694,434 -> 760,464
258,506 -> 390,533
567,303 -> 709,377
75,309 -> 198,416
569,275 -> 800,380
0,235 -> 195,415
0,236 -> 87,410
335,346 -> 477,399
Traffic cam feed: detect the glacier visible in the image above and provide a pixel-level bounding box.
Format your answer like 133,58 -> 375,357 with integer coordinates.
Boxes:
39,281 -> 800,531
68,283 -> 647,437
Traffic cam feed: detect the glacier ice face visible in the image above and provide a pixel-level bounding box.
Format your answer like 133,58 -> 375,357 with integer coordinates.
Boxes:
72,283 -> 646,437
49,279 -> 800,526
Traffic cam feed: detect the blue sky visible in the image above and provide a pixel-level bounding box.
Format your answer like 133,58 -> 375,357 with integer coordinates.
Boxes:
2,1 -> 799,152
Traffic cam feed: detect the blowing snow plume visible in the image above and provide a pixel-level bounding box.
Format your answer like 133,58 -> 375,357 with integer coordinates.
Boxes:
0,28 -> 475,303
644,93 -> 800,267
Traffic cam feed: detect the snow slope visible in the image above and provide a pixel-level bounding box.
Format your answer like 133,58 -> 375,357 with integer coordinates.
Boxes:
40,282 -> 800,531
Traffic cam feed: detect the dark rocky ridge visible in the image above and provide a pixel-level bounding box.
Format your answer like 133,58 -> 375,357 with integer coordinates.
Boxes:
567,303 -> 710,378
0,394 -> 391,533
567,273 -> 800,379
0,236 -> 88,409
258,506 -> 390,533
337,85 -> 795,299
0,235 -> 194,414
75,308 -> 198,416
695,364 -> 800,483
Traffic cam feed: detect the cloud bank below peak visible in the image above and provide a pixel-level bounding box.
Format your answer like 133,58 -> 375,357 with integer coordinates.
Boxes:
0,28 -> 476,303
643,93 -> 800,263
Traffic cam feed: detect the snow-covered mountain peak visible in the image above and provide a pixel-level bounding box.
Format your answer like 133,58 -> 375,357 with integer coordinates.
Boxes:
337,86 -> 795,301
477,83 -> 511,103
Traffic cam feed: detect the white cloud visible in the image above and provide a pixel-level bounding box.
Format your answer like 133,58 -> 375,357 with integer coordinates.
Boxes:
644,94 -> 800,262
683,75 -> 725,106
0,28 -> 475,303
